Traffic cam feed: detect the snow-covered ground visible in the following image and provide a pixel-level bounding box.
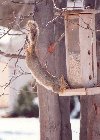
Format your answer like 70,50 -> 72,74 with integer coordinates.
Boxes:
0,118 -> 80,140
71,119 -> 80,140
0,118 -> 40,140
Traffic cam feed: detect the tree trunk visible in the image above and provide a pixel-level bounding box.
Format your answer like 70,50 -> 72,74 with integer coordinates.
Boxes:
55,1 -> 71,139
34,0 -> 71,140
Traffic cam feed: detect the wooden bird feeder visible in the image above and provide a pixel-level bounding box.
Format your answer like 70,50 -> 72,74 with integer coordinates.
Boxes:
65,9 -> 97,87
56,7 -> 100,96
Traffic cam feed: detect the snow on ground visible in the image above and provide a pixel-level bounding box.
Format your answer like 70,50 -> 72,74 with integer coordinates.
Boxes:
71,119 -> 80,140
0,118 -> 40,140
0,118 -> 80,140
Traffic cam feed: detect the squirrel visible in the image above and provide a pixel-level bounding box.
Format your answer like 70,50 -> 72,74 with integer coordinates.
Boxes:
25,20 -> 70,94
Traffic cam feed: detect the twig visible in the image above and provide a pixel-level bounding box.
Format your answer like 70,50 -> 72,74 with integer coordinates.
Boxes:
11,0 -> 43,5
0,50 -> 25,59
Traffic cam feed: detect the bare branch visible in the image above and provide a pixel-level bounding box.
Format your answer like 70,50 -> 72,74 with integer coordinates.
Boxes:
0,28 -> 11,39
46,15 -> 60,27
0,50 -> 25,59
14,47 -> 24,75
2,57 -> 13,72
11,0 -> 43,5
0,71 -> 31,95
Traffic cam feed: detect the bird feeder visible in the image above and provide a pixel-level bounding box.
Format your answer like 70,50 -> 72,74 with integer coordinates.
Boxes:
57,8 -> 100,96
64,9 -> 97,88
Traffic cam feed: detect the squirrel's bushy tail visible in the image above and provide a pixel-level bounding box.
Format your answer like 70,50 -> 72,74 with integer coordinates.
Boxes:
25,20 -> 69,94
26,20 -> 39,52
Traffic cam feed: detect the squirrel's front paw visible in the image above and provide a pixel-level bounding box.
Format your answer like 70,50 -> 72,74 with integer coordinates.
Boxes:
59,75 -> 70,94
25,46 -> 33,54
